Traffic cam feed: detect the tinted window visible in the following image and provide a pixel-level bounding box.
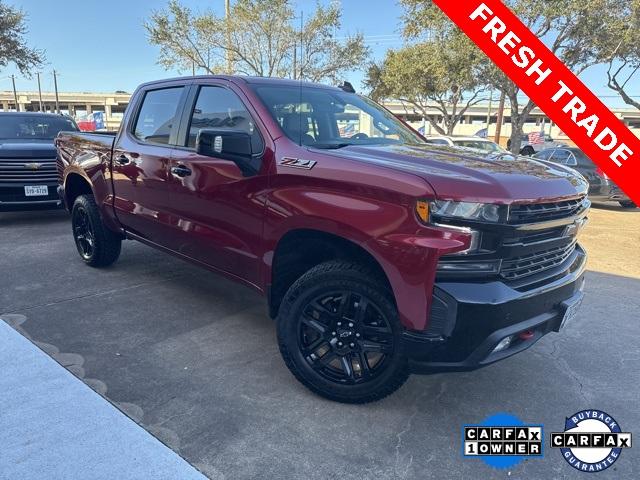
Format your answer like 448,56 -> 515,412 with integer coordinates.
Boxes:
548,149 -> 574,165
573,150 -> 594,167
253,85 -> 424,148
133,87 -> 184,145
532,149 -> 553,161
453,140 -> 502,152
187,86 -> 262,151
426,139 -> 450,145
0,115 -> 78,140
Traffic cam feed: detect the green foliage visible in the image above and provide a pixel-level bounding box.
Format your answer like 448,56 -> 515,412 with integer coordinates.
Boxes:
0,1 -> 44,76
365,38 -> 485,134
399,0 -> 611,151
144,0 -> 369,83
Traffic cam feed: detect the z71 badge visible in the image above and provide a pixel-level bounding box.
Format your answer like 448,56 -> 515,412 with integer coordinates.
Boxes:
278,157 -> 317,170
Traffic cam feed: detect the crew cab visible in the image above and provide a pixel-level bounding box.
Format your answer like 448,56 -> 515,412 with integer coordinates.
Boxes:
56,76 -> 589,403
0,112 -> 78,210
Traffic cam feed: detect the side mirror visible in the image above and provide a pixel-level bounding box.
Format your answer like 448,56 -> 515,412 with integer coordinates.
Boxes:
195,129 -> 260,176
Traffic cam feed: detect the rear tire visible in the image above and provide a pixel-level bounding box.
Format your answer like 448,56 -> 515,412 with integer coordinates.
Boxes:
277,260 -> 410,403
71,194 -> 122,267
619,201 -> 637,209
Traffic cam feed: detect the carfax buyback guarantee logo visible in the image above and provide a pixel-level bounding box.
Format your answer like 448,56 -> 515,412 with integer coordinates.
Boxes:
462,413 -> 543,469
551,409 -> 632,472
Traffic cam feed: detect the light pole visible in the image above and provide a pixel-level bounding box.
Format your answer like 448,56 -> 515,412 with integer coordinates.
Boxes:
53,70 -> 60,114
37,73 -> 44,112
225,0 -> 232,74
10,75 -> 19,112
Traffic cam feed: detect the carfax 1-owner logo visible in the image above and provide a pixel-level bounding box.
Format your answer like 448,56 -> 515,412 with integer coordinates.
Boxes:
551,409 -> 632,472
462,413 -> 543,469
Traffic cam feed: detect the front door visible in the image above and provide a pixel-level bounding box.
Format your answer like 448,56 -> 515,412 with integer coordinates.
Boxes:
166,83 -> 268,286
112,86 -> 187,244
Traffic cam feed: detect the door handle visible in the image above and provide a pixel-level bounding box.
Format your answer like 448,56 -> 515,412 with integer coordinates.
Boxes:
171,165 -> 192,178
115,155 -> 131,166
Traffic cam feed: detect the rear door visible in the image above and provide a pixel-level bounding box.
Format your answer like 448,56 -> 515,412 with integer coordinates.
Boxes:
166,82 -> 269,286
112,85 -> 188,244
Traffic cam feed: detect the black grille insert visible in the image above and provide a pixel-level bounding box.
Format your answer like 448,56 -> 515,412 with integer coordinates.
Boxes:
508,197 -> 586,224
500,241 -> 577,281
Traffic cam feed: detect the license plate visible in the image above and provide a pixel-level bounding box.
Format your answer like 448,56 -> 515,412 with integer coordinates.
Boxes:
24,185 -> 48,196
558,294 -> 584,330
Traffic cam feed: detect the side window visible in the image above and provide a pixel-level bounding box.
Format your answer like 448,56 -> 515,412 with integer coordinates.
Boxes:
186,86 -> 262,152
532,149 -> 553,161
549,149 -> 571,164
133,87 -> 184,145
426,139 -> 450,145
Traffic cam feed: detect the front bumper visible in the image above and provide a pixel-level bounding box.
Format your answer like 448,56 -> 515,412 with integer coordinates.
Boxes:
402,245 -> 586,373
0,183 -> 62,211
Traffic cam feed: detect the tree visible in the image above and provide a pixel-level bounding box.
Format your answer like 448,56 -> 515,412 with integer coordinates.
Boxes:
144,0 -> 369,83
0,1 -> 44,75
365,38 -> 485,135
400,0 -> 607,153
590,0 -> 640,111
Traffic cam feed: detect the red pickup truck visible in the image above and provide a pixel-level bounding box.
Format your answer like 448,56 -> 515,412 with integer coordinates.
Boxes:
56,76 -> 589,403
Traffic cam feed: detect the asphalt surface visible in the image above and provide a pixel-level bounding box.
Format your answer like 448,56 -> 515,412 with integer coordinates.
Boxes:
1,208 -> 639,479
0,320 -> 205,480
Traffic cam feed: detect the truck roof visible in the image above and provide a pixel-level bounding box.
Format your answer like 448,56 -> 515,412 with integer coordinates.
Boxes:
138,75 -> 344,92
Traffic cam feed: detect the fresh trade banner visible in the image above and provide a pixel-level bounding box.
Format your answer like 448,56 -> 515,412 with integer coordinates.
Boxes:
433,0 -> 640,205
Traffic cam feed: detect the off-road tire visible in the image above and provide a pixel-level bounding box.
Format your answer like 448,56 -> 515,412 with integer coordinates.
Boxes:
71,194 -> 122,267
277,260 -> 410,403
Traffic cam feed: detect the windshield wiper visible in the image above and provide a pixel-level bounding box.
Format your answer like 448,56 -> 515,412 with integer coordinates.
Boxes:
310,143 -> 352,150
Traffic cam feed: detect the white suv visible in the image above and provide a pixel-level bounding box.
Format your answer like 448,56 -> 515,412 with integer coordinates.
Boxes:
425,135 -> 507,154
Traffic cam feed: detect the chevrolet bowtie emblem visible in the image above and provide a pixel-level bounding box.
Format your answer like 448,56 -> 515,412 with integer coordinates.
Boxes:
24,162 -> 43,170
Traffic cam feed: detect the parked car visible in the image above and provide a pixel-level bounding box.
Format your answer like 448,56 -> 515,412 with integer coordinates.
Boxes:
508,133 -> 564,156
0,112 -> 79,210
425,135 -> 507,154
56,76 -> 589,403
532,147 -> 636,209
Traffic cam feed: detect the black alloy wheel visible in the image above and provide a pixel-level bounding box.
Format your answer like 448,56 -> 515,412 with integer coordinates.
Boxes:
298,291 -> 394,384
71,194 -> 122,267
72,204 -> 95,260
277,261 -> 410,403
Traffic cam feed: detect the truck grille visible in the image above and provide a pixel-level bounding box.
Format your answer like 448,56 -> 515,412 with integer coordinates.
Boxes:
500,241 -> 578,281
508,197 -> 586,224
0,158 -> 58,183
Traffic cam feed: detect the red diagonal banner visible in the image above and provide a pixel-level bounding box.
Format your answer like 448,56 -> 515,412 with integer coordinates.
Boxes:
433,0 -> 640,205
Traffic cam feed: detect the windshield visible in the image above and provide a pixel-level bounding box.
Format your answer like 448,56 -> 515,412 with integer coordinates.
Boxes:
252,84 -> 424,148
453,139 -> 505,153
0,115 -> 78,140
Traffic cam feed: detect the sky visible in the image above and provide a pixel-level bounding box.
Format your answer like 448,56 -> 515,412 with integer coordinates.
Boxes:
0,0 -> 637,108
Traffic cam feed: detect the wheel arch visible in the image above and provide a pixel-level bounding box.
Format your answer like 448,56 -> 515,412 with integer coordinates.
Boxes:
64,171 -> 94,209
268,228 -> 393,319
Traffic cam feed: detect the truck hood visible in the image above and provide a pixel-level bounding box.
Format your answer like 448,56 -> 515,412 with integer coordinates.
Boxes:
323,143 -> 588,203
0,139 -> 57,159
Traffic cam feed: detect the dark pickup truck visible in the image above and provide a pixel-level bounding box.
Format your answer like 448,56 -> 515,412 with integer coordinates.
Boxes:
56,76 -> 589,403
0,112 -> 79,210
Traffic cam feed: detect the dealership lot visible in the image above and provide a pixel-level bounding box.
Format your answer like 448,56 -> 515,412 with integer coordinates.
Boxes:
1,206 -> 638,479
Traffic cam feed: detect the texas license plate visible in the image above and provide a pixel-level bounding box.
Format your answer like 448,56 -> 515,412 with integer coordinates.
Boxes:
24,185 -> 48,196
558,294 -> 584,330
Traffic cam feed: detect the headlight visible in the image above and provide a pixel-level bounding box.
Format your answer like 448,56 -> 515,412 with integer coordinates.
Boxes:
429,200 -> 506,223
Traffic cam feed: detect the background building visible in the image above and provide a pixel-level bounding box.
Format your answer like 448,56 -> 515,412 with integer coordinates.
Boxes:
2,90 -> 640,147
0,90 -> 130,131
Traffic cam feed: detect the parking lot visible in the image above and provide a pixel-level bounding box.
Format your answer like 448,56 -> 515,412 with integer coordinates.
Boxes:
1,205 -> 639,479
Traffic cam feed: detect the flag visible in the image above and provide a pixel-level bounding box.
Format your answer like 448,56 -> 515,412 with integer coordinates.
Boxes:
528,131 -> 544,145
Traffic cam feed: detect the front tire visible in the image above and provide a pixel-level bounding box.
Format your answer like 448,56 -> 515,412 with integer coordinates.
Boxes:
619,201 -> 637,209
277,261 -> 410,403
71,194 -> 122,267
